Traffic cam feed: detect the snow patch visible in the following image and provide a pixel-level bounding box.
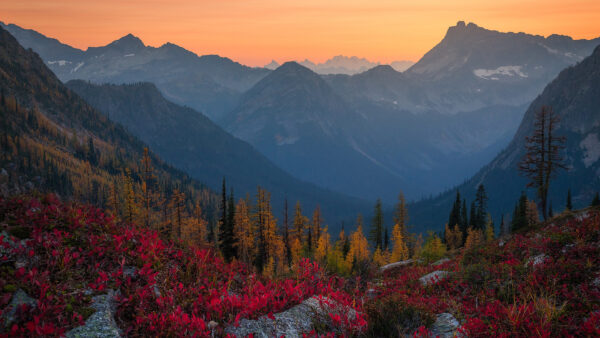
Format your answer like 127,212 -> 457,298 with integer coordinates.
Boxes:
124,53 -> 135,57
473,66 -> 528,80
72,62 -> 84,73
47,60 -> 71,66
580,133 -> 600,167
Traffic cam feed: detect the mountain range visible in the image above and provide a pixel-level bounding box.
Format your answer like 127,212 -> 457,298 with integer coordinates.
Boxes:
264,56 -> 414,74
410,44 -> 600,232
65,79 -> 369,229
0,22 -> 269,120
3,20 -> 599,205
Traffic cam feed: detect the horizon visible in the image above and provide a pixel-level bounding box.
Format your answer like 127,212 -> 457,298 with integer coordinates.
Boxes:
2,0 -> 600,67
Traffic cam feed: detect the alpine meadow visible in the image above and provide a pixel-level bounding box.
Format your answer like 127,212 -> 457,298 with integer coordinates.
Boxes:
1,1 -> 600,336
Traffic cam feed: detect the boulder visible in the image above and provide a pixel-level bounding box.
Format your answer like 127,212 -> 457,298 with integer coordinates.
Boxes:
66,289 -> 122,337
419,271 -> 450,286
380,259 -> 416,272
3,289 -> 37,326
526,254 -> 548,268
225,296 -> 356,337
430,312 -> 461,338
431,258 -> 450,266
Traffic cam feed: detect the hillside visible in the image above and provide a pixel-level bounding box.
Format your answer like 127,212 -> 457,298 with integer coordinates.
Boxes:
0,26 -> 217,225
410,45 -> 600,232
65,80 -> 369,228
2,194 -> 599,336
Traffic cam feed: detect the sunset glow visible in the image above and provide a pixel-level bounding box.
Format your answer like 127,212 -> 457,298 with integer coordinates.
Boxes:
2,0 -> 600,66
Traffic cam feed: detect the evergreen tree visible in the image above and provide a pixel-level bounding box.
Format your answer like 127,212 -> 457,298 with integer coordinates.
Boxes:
227,188 -> 237,257
591,192 -> 600,207
384,227 -> 389,251
460,199 -> 468,236
448,190 -> 461,230
474,184 -> 488,230
370,199 -> 384,250
511,192 -> 528,232
219,179 -> 235,261
566,189 -> 573,211
394,192 -> 409,237
548,201 -> 554,218
283,198 -> 291,266
469,201 -> 477,229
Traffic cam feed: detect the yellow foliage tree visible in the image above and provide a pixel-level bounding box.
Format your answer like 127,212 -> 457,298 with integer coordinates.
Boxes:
372,247 -> 390,267
444,223 -> 463,250
391,223 -> 409,262
345,216 -> 370,267
420,232 -> 446,263
314,226 -> 331,262
464,227 -> 484,250
233,199 -> 255,266
485,215 -> 495,243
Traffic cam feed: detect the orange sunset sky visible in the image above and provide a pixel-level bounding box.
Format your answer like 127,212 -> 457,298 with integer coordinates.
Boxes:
2,0 -> 600,67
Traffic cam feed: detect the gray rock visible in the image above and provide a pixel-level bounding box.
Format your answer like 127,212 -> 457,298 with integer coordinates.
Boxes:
432,258 -> 451,266
561,244 -> 575,254
430,313 -> 460,338
66,289 -> 121,338
419,271 -> 450,286
366,288 -> 379,300
3,289 -> 37,326
122,266 -> 137,279
380,259 -> 416,272
225,296 -> 356,337
0,169 -> 7,177
526,254 -> 548,268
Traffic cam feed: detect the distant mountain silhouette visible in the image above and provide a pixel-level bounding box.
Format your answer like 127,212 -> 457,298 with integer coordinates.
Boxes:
0,21 -> 270,120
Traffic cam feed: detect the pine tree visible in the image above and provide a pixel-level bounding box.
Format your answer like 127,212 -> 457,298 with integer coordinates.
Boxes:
219,179 -> 235,261
283,198 -> 291,266
469,201 -> 477,229
511,192 -> 529,232
311,206 -> 322,250
394,192 -> 409,238
460,199 -> 468,235
591,192 -> 600,207
227,188 -> 237,257
383,227 -> 389,251
370,199 -> 384,250
474,184 -> 488,230
484,215 -> 495,242
448,190 -> 461,231
566,189 -> 573,211
519,105 -> 567,220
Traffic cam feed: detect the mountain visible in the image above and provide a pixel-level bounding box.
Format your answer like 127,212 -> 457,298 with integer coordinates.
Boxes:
0,22 -> 270,120
328,21 -> 600,115
295,56 -> 414,75
410,44 -> 600,232
405,21 -> 600,114
389,60 -> 414,72
221,61 -> 409,200
66,79 -> 369,228
0,25 -> 218,218
264,60 -> 280,70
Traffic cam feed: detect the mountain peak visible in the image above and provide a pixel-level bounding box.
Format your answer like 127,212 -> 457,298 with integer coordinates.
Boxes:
105,33 -> 145,51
